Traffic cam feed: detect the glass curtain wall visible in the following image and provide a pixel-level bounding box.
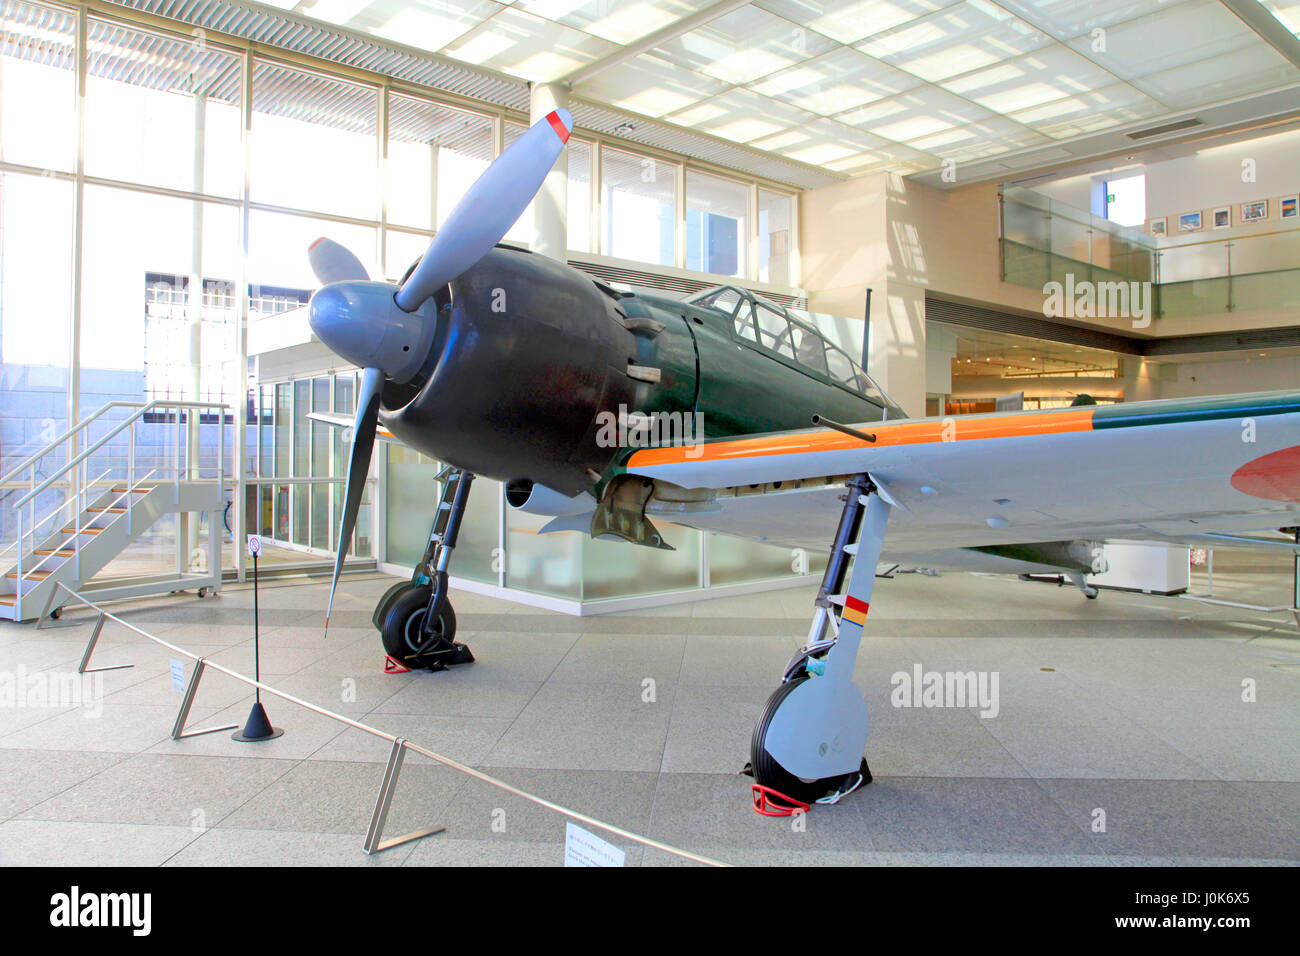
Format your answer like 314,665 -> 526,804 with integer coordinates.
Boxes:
387,447 -> 814,604
0,0 -> 805,600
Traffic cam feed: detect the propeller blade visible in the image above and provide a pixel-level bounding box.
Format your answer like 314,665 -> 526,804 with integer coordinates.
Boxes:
324,366 -> 385,635
394,108 -> 573,312
309,237 -> 370,285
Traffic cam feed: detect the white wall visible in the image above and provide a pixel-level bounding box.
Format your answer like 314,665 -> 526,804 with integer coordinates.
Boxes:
925,324 -> 955,395
1150,352 -> 1300,399
1031,172 -> 1096,211
1144,129 -> 1300,227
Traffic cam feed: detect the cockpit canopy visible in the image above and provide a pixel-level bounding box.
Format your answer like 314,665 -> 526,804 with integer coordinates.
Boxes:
686,285 -> 891,406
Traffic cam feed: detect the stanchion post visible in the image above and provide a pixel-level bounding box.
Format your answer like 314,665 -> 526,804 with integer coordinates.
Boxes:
363,737 -> 445,855
253,549 -> 260,703
78,612 -> 134,675
171,658 -> 239,740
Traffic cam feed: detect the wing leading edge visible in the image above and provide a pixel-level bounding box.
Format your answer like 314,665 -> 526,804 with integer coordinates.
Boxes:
622,390 -> 1300,556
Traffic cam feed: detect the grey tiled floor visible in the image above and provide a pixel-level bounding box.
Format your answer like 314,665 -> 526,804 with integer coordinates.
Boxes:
1,562 -> 1298,867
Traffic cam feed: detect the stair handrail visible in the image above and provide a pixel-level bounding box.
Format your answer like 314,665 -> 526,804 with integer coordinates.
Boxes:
0,467 -> 111,567
14,400 -> 229,511
23,470 -> 156,579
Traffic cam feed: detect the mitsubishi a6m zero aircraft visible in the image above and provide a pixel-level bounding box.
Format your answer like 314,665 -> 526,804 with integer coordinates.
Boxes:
307,108 -> 1300,808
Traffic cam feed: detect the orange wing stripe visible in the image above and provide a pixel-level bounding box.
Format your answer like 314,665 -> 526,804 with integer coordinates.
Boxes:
628,409 -> 1096,468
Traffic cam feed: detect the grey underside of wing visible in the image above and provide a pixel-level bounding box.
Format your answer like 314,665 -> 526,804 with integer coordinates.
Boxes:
637,415 -> 1300,568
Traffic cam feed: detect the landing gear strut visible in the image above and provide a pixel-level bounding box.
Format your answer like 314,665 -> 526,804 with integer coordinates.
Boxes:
374,467 -> 476,671
749,474 -> 891,807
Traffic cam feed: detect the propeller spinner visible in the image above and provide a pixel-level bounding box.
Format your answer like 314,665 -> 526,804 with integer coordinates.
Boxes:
308,108 -> 574,633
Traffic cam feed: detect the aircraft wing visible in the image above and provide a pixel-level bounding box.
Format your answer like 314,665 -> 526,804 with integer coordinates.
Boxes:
621,391 -> 1300,560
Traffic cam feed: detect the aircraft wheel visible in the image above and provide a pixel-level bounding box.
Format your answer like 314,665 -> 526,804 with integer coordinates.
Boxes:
380,585 -> 456,666
372,580 -> 416,632
751,676 -> 857,804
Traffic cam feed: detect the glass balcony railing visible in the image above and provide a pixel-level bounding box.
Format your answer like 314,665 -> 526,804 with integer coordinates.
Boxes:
1000,185 -> 1300,318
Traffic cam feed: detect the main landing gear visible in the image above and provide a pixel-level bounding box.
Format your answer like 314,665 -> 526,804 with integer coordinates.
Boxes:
373,467 -> 476,671
748,474 -> 892,810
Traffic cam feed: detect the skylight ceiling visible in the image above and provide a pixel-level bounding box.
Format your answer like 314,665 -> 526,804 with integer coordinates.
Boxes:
266,0 -> 1300,179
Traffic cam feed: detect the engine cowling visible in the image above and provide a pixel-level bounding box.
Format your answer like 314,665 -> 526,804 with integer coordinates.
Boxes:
381,247 -> 640,496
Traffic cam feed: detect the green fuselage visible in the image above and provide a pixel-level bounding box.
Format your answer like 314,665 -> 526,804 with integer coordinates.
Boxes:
617,289 -> 902,442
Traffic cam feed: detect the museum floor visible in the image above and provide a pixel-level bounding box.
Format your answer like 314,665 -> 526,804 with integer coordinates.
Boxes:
1,558 -> 1298,867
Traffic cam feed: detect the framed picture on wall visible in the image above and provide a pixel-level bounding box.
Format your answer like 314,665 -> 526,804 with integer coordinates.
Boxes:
1148,217 -> 1167,237
1281,196 -> 1298,219
1212,206 -> 1231,229
1241,200 -> 1268,222
1178,211 -> 1202,232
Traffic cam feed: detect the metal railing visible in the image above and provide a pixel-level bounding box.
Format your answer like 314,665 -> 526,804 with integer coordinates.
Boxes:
999,185 -> 1300,318
1,400 -> 230,616
47,582 -> 729,866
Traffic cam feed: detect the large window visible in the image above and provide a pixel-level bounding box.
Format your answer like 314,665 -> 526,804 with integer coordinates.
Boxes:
387,94 -> 495,234
0,172 -> 73,487
601,146 -> 677,266
758,189 -> 794,286
567,139 -> 593,254
0,1 -> 76,173
686,170 -> 748,278
84,20 -> 242,198
0,0 -> 801,579
436,108 -> 493,230
251,63 -> 379,219
82,186 -> 241,403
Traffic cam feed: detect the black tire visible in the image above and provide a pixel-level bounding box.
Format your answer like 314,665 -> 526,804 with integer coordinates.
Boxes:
380,585 -> 456,665
750,677 -> 852,804
372,581 -> 416,632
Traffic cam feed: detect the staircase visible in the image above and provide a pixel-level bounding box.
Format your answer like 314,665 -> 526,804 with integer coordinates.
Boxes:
0,400 -> 229,622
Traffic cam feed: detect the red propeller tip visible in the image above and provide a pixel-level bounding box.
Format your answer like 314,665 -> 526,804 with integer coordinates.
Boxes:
546,110 -> 571,144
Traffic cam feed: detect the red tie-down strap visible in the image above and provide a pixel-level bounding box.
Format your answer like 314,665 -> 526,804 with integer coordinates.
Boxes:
383,655 -> 412,675
751,783 -> 811,817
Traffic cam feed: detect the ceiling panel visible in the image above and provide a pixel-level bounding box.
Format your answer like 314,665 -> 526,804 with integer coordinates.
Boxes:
755,0 -> 962,45
910,116 -> 1050,161
443,5 -> 617,82
1131,43 -> 1299,108
576,51 -> 728,118
835,83 -> 995,135
1063,0 -> 1263,81
516,0 -> 700,45
1007,83 -> 1165,139
662,86 -> 819,144
858,2 -> 1051,83
311,0 -> 498,52
652,4 -> 836,86
750,46 -> 924,115
993,0 -> 1180,41
941,45 -> 1118,114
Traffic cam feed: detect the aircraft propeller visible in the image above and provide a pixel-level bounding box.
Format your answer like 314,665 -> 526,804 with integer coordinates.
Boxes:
308,108 -> 575,633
